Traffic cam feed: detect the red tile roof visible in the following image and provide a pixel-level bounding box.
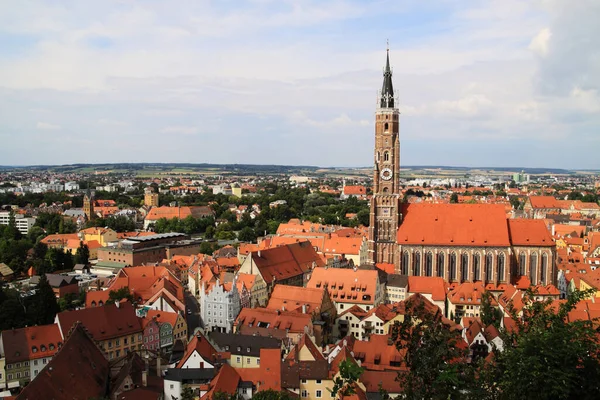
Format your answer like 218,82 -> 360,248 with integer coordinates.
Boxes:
507,219 -> 553,246
307,267 -> 379,306
204,364 -> 241,399
57,301 -> 142,342
176,333 -> 218,367
528,196 -> 560,209
16,323 -> 109,400
1,324 -> 63,364
407,276 -> 447,301
249,242 -> 323,285
266,285 -> 326,314
397,204 -> 511,247
235,308 -> 313,334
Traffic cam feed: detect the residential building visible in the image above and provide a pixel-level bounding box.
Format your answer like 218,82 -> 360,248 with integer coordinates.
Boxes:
447,282 -> 493,319
143,309 -> 188,351
0,324 -> 63,388
406,276 -> 448,314
385,274 -> 408,303
200,277 -> 243,334
175,332 -> 219,369
29,274 -> 79,298
306,266 -> 384,313
56,301 -> 143,361
144,189 -> 159,207
144,206 -> 214,230
208,331 -> 281,369
0,211 -> 36,235
234,308 -> 314,345
79,226 -> 118,247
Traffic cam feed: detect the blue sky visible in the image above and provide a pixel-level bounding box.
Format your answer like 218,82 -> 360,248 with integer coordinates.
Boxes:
0,0 -> 599,169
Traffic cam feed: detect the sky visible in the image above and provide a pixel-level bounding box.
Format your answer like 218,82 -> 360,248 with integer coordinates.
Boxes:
0,0 -> 599,169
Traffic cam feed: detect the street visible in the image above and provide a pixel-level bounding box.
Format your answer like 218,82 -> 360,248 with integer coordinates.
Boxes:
184,290 -> 202,338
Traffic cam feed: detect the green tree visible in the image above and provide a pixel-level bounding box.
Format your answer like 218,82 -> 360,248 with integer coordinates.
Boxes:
450,193 -> 459,203
31,275 -> 60,325
106,287 -> 134,305
478,289 -> 600,400
252,390 -> 293,400
237,227 -> 257,243
356,209 -> 370,227
75,242 -> 90,265
391,296 -> 471,399
181,386 -> 195,400
330,358 -> 364,399
480,291 -> 502,328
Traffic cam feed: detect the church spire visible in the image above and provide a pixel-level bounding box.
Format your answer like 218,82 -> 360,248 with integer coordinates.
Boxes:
380,44 -> 394,108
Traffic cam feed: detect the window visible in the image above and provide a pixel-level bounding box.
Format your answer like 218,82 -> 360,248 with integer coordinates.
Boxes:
316,379 -> 322,384
384,122 -> 389,131
237,357 -> 241,363
413,252 -> 421,276
437,253 -> 444,277
473,254 -> 480,281
461,253 -> 469,281
530,253 -> 538,284
384,151 -> 389,162
16,372 -> 21,379
541,253 -> 548,284
170,384 -> 174,389
42,358 -> 47,364
450,253 -> 457,281
301,379 -> 307,384
485,253 -> 493,282
425,252 -> 433,277
497,253 -> 505,281
34,360 -> 38,366
519,253 -> 526,276
257,359 -> 260,365
301,390 -> 308,398
24,361 -> 29,366
316,390 -> 322,398
402,251 -> 409,275
8,374 -> 12,381
242,388 -> 248,394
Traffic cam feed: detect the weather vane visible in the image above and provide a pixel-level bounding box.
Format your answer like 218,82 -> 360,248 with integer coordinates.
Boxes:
386,38 -> 389,51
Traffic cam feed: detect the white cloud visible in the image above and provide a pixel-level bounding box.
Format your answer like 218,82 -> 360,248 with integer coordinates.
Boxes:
161,126 -> 198,135
529,28 -> 552,56
36,121 -> 61,130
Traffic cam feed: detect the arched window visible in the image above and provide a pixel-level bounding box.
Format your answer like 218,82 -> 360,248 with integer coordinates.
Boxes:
425,252 -> 433,277
384,122 -> 389,131
485,253 -> 493,282
413,252 -> 421,276
384,151 -> 389,162
461,253 -> 469,282
530,253 -> 538,285
401,251 -> 409,275
541,253 -> 548,284
519,253 -> 526,276
473,254 -> 480,281
377,152 -> 380,162
497,253 -> 505,282
449,253 -> 457,281
437,253 -> 445,278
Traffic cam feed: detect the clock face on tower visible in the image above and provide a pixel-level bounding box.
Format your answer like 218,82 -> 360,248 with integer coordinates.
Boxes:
380,168 -> 393,181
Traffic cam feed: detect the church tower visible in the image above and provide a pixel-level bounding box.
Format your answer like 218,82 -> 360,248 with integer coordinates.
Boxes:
368,47 -> 401,265
83,188 -> 95,221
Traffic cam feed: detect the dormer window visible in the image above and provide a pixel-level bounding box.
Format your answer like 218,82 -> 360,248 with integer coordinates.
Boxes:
247,347 -> 251,353
32,346 -> 38,353
49,344 -> 55,351
40,345 -> 46,352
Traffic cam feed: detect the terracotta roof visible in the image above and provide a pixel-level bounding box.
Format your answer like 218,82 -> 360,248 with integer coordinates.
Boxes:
397,204 -> 511,247
448,282 -> 491,306
235,308 -> 312,333
40,233 -> 79,246
57,301 -> 142,342
351,334 -> 406,371
145,309 -> 179,328
16,323 -> 109,400
107,266 -> 184,305
528,196 -> 560,209
145,205 -> 214,221
1,324 -> 63,364
177,333 -> 218,367
266,285 -> 326,314
507,219 -> 553,246
360,370 -> 401,394
235,348 -> 283,391
249,242 -> 323,285
204,364 -> 241,399
307,267 -> 379,305
407,276 -> 447,301
343,186 -> 367,195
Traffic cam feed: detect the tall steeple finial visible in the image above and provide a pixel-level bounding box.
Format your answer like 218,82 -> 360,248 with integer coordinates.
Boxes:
380,44 -> 394,108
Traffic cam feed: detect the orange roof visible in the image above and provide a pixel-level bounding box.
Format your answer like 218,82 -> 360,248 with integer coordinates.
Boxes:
235,308 -> 312,333
1,324 -> 63,363
145,205 -> 214,221
553,224 -> 585,238
407,276 -> 447,301
322,236 -> 364,256
86,240 -> 102,249
41,233 -> 79,246
397,204 -> 511,247
507,219 -> 553,246
79,227 -> 115,236
343,185 -> 367,195
86,290 -> 110,308
145,309 -> 179,327
351,334 -> 406,371
528,196 -> 560,209
447,282 -> 492,306
266,285 -> 326,314
204,364 -> 241,399
235,348 -> 283,391
249,242 -> 324,285
177,333 -> 218,367
117,231 -> 156,239
375,263 -> 395,274
307,267 -> 379,305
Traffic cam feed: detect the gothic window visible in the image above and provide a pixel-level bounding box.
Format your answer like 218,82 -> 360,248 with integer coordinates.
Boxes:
437,253 -> 445,278
530,253 -> 538,285
461,253 -> 469,282
425,252 -> 433,277
413,252 -> 421,276
449,253 -> 457,281
377,152 -> 380,161
519,253 -> 526,276
384,151 -> 389,161
485,253 -> 493,282
384,122 -> 389,131
473,253 -> 480,281
541,253 -> 548,284
383,187 -> 389,193
497,253 -> 505,282
401,251 -> 409,275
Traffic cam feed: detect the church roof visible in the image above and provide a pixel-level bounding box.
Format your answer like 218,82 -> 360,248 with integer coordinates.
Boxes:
397,203 -> 511,247
380,48 -> 394,108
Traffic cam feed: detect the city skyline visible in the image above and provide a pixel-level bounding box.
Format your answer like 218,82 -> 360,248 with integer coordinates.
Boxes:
1,0 -> 599,169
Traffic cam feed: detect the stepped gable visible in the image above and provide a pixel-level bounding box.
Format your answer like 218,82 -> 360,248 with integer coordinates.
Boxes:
17,323 -> 110,400
397,203 -> 510,247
